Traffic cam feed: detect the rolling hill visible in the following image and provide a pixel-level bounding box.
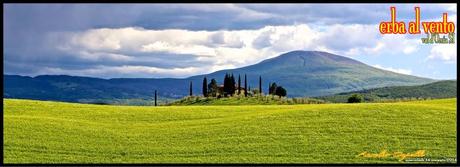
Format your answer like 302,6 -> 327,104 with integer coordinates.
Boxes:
4,98 -> 457,163
4,51 -> 435,103
318,80 -> 457,103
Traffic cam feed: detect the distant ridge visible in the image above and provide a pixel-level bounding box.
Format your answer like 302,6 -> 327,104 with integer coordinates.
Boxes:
318,80 -> 457,103
4,50 -> 435,102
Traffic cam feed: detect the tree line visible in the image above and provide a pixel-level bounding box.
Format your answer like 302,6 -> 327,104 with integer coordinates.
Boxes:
154,74 -> 288,106
190,73 -> 287,98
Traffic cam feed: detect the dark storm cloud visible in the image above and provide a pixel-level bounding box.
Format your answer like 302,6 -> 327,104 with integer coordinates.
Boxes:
4,4 -> 456,78
239,4 -> 454,25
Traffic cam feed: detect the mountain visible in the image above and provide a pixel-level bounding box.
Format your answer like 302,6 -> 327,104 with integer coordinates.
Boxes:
4,50 -> 435,103
189,51 -> 435,96
318,80 -> 457,103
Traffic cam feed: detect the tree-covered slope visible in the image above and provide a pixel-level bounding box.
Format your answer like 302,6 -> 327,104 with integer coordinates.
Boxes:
318,80 -> 457,103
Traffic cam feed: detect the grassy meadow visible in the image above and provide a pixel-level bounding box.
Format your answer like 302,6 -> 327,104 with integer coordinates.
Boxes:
3,98 -> 457,164
166,95 -> 325,106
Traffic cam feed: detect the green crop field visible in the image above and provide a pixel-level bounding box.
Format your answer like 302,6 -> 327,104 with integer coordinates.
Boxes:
3,98 -> 457,164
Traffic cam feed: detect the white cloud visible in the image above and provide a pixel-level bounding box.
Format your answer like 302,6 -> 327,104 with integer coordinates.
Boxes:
316,24 -> 379,51
78,51 -> 133,61
346,33 -> 420,56
141,41 -> 216,56
373,64 -> 413,75
48,23 -> 434,78
166,4 -> 276,21
443,4 -> 456,12
6,4 -> 457,79
427,44 -> 457,64
419,10 -> 457,65
38,65 -> 206,78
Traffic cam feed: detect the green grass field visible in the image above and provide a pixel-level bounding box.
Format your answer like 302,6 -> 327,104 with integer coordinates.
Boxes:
167,96 -> 325,106
3,98 -> 457,164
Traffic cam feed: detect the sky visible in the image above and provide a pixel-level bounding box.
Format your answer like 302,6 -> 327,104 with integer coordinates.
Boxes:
3,3 -> 457,79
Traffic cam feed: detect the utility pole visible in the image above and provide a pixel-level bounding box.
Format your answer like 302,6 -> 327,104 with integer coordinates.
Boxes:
154,90 -> 157,106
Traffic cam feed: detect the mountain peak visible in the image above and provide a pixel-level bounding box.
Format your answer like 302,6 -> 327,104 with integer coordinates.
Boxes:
258,50 -> 364,68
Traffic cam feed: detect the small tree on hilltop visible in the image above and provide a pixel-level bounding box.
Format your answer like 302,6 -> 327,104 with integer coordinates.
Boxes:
223,73 -> 229,97
252,88 -> 260,96
238,74 -> 241,95
202,77 -> 208,97
230,74 -> 236,95
244,74 -> 248,97
269,82 -> 278,95
348,94 -> 363,103
275,86 -> 287,97
208,78 -> 218,97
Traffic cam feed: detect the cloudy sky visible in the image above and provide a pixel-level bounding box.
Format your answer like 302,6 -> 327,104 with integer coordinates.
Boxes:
4,4 -> 457,79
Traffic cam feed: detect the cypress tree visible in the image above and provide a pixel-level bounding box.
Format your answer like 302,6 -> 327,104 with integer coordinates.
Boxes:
189,81 -> 193,96
208,78 -> 218,97
244,74 -> 248,97
230,74 -> 236,95
202,77 -> 208,97
259,76 -> 262,95
269,82 -> 278,95
238,74 -> 241,95
223,74 -> 226,96
223,73 -> 229,97
268,82 -> 271,94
